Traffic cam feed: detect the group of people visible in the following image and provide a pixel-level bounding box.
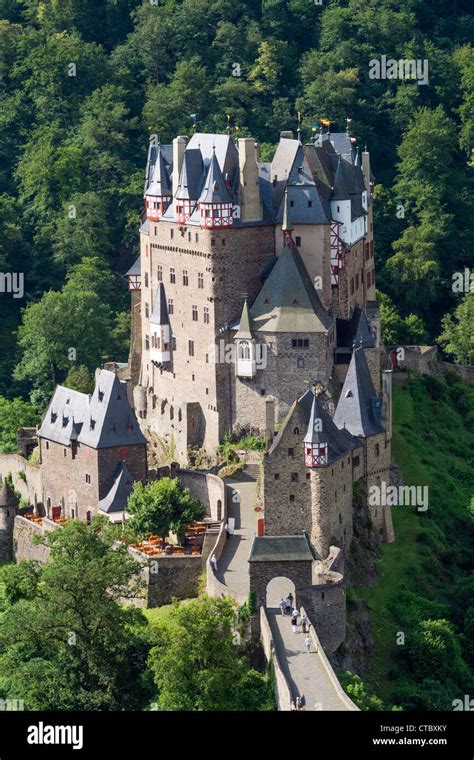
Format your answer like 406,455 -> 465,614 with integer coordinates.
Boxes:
279,595 -> 315,654
290,695 -> 306,711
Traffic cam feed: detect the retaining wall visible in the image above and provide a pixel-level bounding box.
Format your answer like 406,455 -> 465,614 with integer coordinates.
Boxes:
260,606 -> 292,711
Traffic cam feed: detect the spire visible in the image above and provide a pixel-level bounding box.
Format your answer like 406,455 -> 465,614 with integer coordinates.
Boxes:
332,154 -> 350,200
235,298 -> 254,340
198,150 -> 233,204
150,282 -> 170,326
333,347 -> 384,437
282,186 -> 293,245
147,145 -> 171,198
304,393 -> 329,446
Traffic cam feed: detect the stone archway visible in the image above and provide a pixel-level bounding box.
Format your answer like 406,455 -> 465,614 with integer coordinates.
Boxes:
266,576 -> 296,610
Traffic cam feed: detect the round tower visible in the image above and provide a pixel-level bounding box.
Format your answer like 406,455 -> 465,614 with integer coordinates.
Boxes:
0,481 -> 19,562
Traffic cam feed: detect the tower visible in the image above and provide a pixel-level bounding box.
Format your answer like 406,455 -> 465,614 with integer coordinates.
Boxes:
198,149 -> 233,229
304,393 -> 331,559
145,145 -> 172,221
149,282 -> 171,366
0,480 -> 18,562
281,187 -> 293,247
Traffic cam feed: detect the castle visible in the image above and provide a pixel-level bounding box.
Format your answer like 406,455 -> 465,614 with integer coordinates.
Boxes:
0,127 -> 394,653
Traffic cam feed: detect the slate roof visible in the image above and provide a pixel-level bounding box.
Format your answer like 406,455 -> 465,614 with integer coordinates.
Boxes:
125,257 -> 140,277
333,347 -> 384,437
234,299 -> 254,340
198,150 -> 233,204
248,534 -> 314,563
38,370 -> 147,449
144,142 -> 172,196
174,148 -> 203,201
336,307 -> 376,349
150,282 -> 170,326
146,145 -> 172,197
97,462 -> 135,514
271,142 -> 329,225
247,243 -> 333,334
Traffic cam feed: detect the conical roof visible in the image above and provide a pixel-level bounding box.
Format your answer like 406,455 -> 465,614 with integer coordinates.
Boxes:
146,146 -> 171,197
332,155 -> 351,200
97,462 -> 135,514
198,150 -> 233,204
304,393 -> 330,445
333,347 -> 384,437
150,282 -> 170,326
235,298 -> 254,340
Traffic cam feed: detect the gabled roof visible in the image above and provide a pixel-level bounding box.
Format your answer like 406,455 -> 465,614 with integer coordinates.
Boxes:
248,243 -> 333,333
97,462 -> 135,514
248,534 -> 314,562
333,347 -> 384,437
332,155 -> 351,200
146,145 -> 171,197
150,282 -> 169,326
234,299 -> 254,340
38,370 -> 147,449
198,150 -> 233,204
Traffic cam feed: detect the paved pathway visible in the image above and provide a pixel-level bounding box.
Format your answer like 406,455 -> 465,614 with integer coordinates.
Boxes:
215,474 -> 257,604
266,607 -> 351,710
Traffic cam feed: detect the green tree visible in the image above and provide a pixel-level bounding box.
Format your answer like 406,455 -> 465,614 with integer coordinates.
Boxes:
63,364 -> 94,394
127,478 -> 206,541
339,672 -> 384,711
439,293 -> 474,365
0,396 -> 39,452
148,596 -> 274,711
0,521 -> 151,710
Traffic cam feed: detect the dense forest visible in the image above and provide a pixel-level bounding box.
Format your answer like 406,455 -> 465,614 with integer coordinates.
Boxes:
0,0 -> 473,420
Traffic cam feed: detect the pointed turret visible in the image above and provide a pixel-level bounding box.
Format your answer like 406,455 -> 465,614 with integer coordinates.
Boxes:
145,146 -> 172,221
235,298 -> 257,377
149,282 -> 171,365
304,393 -> 329,467
333,347 -> 384,437
198,149 -> 233,228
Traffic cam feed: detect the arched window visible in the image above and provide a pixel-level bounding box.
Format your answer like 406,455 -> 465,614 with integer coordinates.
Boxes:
238,341 -> 251,360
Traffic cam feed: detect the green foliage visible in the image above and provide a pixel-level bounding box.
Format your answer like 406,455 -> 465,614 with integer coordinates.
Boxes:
339,672 -> 384,711
147,595 -> 275,711
377,291 -> 427,345
356,375 -> 474,708
126,477 -> 206,540
0,521 -> 151,710
0,396 -> 38,453
63,364 -> 94,394
439,293 -> 474,365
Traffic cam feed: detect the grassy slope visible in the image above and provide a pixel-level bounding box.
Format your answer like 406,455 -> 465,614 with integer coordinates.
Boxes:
356,374 -> 474,704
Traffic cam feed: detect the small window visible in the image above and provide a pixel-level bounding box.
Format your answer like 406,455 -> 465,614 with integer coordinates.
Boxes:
170,228 -> 174,239
274,473 -> 280,481
339,514 -> 342,524
157,265 -> 162,281
63,448 -> 67,457
168,299 -> 174,314
308,200 -> 312,208
189,340 -> 194,357
45,441 -> 49,450
306,472 -> 310,480
145,303 -> 150,318
290,200 -> 294,207
144,272 -> 149,288
183,270 -> 188,286
295,236 -> 301,246
375,443 -> 380,457
260,389 -> 266,396
85,474 -> 91,484
204,306 -> 209,324
170,268 -> 175,283
172,337 -> 176,350
297,358 -> 304,369
289,494 -> 295,503
192,305 -> 198,321
198,272 -> 204,289
288,448 -> 294,457
145,336 -> 150,350
120,447 -> 127,461
291,473 -> 298,482
293,427 -> 299,435
353,456 -> 360,467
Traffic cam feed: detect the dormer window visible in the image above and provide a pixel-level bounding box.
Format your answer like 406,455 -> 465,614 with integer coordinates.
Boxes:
345,390 -> 353,398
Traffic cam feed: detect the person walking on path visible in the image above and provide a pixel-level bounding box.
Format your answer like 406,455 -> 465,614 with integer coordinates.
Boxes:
296,697 -> 302,711
211,554 -> 218,573
291,611 -> 298,633
304,635 -> 311,652
300,612 -> 308,633
300,694 -> 306,711
285,597 -> 291,614
288,592 -> 294,608
290,700 -> 296,711
279,598 -> 286,616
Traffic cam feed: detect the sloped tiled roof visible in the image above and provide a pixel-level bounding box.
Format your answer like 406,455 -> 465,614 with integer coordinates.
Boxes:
150,282 -> 169,326
333,347 -> 384,437
97,462 -> 135,514
248,534 -> 314,562
125,257 -> 140,277
336,308 -> 376,349
295,389 -> 358,463
38,370 -> 146,449
234,299 -> 254,340
146,145 -> 172,197
174,148 -> 203,200
198,150 -> 233,204
248,243 -> 333,334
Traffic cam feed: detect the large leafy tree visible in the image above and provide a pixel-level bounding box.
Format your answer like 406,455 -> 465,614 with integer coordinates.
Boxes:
439,293 -> 474,365
127,478 -> 206,541
148,596 -> 274,711
0,521 -> 151,710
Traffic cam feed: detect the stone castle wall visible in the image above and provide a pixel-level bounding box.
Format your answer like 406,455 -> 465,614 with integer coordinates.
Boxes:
0,454 -> 42,508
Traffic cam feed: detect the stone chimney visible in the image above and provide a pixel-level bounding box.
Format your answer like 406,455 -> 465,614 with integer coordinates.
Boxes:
238,138 -> 262,222
172,136 -> 188,197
